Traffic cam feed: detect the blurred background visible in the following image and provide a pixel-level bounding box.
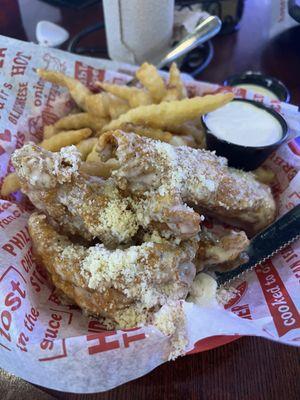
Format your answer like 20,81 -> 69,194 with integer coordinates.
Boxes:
0,0 -> 299,103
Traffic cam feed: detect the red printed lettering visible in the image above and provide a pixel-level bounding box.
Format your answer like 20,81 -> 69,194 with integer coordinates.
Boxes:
16,332 -> 29,352
280,244 -> 300,284
0,48 -> 7,68
40,313 -> 62,351
8,82 -> 28,125
33,77 -> 45,107
30,264 -> 48,292
0,128 -> 11,142
290,260 -> 300,278
48,289 -> 61,305
20,247 -> 34,273
0,209 -> 21,228
0,280 -> 26,344
122,331 -> 146,347
23,307 -> 39,334
231,304 -> 252,320
280,245 -> 298,263
269,153 -> 297,181
74,61 -> 104,90
2,227 -> 31,255
256,260 -> 300,336
87,332 -> 119,355
11,52 -> 31,77
5,290 -> 21,311
87,328 -> 146,355
4,82 -> 12,90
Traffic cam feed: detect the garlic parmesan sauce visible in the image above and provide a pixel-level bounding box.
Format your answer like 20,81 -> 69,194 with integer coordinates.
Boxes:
205,101 -> 283,147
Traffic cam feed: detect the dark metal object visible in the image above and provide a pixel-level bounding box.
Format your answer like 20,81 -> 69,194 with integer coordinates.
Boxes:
216,204 -> 300,286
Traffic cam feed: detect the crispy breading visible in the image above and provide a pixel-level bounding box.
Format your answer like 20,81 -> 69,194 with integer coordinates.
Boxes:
12,143 -> 201,243
29,212 -> 197,327
97,131 -> 276,235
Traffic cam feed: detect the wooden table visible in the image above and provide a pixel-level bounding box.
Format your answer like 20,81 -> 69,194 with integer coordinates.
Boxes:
1,1 -> 300,399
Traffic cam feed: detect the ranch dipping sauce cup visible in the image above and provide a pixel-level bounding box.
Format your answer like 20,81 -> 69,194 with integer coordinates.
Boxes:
202,99 -> 289,171
224,71 -> 290,102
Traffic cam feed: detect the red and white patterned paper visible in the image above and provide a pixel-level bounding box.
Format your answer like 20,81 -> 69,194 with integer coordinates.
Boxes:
0,36 -> 299,393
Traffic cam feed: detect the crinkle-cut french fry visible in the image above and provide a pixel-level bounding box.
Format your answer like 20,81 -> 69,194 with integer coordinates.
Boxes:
76,138 -> 97,160
86,146 -> 100,163
40,128 -> 92,152
98,82 -> 153,108
80,160 -> 119,178
169,134 -> 197,148
119,123 -> 172,142
163,63 -> 187,101
43,124 -> 57,139
44,114 -> 109,140
102,93 -> 234,132
54,112 -> 109,133
253,167 -> 276,185
1,173 -> 20,196
135,63 -> 167,103
169,63 -> 187,98
37,69 -> 91,110
38,69 -> 130,119
84,92 -> 129,119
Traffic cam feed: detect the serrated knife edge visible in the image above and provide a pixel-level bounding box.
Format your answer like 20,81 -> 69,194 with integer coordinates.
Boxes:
217,233 -> 300,287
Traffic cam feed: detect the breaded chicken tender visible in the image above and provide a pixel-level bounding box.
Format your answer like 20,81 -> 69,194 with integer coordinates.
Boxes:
96,131 -> 276,235
12,143 -> 201,245
28,212 -> 197,327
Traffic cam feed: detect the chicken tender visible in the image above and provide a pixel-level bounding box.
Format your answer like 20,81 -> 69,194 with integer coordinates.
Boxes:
12,143 -> 138,246
28,212 -> 197,327
96,131 -> 276,235
12,143 -> 201,244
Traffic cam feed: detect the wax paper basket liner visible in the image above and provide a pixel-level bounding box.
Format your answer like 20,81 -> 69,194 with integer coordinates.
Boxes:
0,36 -> 299,393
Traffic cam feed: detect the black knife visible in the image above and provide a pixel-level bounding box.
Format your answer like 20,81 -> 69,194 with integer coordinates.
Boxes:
216,204 -> 300,286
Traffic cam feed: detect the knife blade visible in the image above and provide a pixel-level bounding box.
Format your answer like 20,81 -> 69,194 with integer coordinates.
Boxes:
216,204 -> 300,287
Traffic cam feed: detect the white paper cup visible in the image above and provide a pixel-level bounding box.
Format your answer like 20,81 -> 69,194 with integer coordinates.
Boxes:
103,0 -> 174,64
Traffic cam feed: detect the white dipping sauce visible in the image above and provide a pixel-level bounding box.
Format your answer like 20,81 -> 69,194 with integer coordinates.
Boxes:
234,83 -> 279,100
205,101 -> 283,147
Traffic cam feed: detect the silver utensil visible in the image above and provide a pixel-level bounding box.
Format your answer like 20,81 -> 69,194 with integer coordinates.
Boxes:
216,204 -> 300,287
127,15 -> 222,86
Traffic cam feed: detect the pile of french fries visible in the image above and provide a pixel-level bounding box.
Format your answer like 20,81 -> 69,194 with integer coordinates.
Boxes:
1,62 -> 234,196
